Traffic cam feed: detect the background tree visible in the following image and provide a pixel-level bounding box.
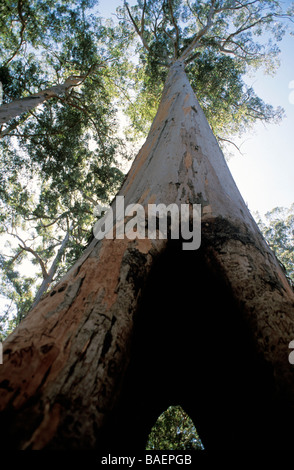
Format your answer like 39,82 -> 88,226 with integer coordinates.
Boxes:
0,0 -> 134,334
146,405 -> 204,450
256,204 -> 294,287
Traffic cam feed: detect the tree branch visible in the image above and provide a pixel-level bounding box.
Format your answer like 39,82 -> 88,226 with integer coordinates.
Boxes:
180,0 -> 291,64
18,244 -> 48,279
0,75 -> 84,131
0,60 -> 103,137
180,1 -> 217,63
141,0 -> 147,38
6,230 -> 48,279
168,0 -> 180,59
30,224 -> 73,309
4,0 -> 27,67
124,1 -> 150,52
7,248 -> 24,264
220,13 -> 274,51
217,136 -> 243,154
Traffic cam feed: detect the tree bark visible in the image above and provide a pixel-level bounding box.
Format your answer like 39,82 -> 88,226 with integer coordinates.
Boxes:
0,76 -> 82,132
0,61 -> 294,450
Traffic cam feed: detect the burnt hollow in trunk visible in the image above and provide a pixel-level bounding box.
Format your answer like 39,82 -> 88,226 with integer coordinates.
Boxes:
99,238 -> 294,450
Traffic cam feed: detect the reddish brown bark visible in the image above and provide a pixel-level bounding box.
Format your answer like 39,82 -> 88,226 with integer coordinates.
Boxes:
0,61 -> 294,450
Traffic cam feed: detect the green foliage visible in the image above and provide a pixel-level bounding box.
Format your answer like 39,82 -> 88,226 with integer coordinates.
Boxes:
146,405 -> 204,450
186,50 -> 284,140
0,0 -> 133,335
120,0 -> 291,142
0,254 -> 35,341
256,204 -> 294,287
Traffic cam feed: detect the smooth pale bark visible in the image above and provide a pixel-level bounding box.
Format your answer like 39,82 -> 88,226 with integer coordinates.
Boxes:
0,76 -> 81,131
0,61 -> 293,450
30,226 -> 72,310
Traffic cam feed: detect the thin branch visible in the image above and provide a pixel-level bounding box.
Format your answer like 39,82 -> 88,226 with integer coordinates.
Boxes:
218,41 -> 261,59
185,51 -> 202,64
40,214 -> 69,229
2,299 -> 15,318
221,13 -> 274,50
19,245 -> 48,279
181,1 -> 289,64
80,191 -> 99,206
141,0 -> 147,37
0,120 -> 24,138
6,230 -> 48,278
168,0 -> 180,59
4,0 -> 27,66
124,1 -> 170,67
124,1 -> 151,52
66,62 -> 106,89
56,94 -> 109,155
217,136 -> 243,154
180,0 -> 217,63
151,2 -> 166,36
185,0 -> 204,26
30,224 -> 73,309
6,248 -> 24,264
215,0 -> 261,13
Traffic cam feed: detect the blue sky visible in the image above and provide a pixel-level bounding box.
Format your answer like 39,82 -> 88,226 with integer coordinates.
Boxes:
98,0 -> 294,217
228,32 -> 294,216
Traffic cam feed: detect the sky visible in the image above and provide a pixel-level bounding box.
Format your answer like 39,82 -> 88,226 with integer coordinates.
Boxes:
98,0 -> 294,217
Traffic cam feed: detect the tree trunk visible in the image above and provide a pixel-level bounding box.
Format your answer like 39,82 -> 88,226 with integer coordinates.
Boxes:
31,225 -> 72,310
0,76 -> 82,132
0,61 -> 294,450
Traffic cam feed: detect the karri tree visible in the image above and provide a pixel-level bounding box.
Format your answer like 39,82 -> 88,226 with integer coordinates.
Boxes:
0,0 -> 132,333
257,204 -> 294,287
0,0 -> 294,450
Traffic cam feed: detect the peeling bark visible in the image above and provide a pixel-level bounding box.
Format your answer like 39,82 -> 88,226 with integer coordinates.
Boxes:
0,236 -> 165,449
0,61 -> 294,450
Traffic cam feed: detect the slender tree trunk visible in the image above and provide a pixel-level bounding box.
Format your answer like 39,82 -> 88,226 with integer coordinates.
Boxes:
0,61 -> 294,450
0,76 -> 81,131
30,226 -> 73,310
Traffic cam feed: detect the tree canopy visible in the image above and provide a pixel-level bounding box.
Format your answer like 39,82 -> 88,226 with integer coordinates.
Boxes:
146,405 -> 204,450
0,0 -> 132,333
256,204 -> 294,288
119,0 -> 292,140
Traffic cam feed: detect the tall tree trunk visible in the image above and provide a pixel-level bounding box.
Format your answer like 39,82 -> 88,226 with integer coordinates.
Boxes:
0,76 -> 82,132
0,61 -> 294,450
